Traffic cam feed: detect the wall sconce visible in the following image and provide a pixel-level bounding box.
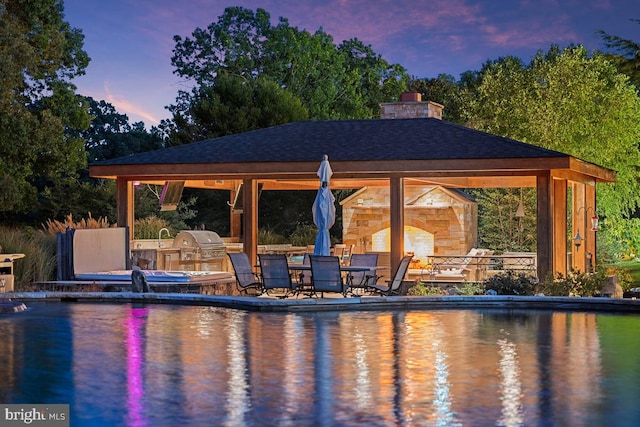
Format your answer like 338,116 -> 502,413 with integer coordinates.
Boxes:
573,229 -> 584,250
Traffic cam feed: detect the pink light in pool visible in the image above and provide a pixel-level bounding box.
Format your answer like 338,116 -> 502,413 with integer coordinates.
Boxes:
125,306 -> 149,427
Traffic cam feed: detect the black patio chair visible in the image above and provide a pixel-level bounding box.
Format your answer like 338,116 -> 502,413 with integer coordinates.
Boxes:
258,253 -> 298,298
366,255 -> 413,296
348,253 -> 379,293
227,252 -> 263,295
309,255 -> 348,298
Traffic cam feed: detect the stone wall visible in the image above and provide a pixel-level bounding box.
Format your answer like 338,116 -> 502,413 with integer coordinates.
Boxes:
341,186 -> 477,261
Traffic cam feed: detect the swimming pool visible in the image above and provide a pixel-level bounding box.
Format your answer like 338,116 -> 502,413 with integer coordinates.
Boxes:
1,302 -> 639,426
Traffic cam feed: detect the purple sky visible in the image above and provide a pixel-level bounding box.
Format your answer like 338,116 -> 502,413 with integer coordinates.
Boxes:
64,0 -> 638,127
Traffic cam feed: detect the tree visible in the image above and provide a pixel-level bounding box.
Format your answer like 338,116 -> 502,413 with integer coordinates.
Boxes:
161,72 -> 309,144
82,97 -> 164,163
0,0 -> 91,219
469,188 -> 537,252
408,74 -> 471,123
465,45 -> 640,254
170,7 -> 408,122
597,19 -> 640,87
339,38 -> 409,118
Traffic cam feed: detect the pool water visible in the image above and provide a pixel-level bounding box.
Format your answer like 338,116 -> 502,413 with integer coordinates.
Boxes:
1,302 -> 639,426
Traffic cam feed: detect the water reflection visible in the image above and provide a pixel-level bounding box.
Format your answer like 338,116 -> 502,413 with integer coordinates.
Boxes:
1,304 -> 639,426
352,328 -> 372,410
223,310 -> 249,427
282,314 -> 305,426
432,339 -> 459,427
497,337 -> 523,427
313,314 -> 333,426
125,306 -> 149,427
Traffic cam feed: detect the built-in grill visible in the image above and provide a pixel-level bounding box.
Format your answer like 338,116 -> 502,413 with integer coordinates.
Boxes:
173,230 -> 226,271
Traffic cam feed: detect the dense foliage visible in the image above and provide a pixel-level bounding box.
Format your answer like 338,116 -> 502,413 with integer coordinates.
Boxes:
466,46 -> 640,221
83,97 -> 164,163
169,6 -> 409,126
0,0 -> 91,220
598,19 -> 640,88
460,46 -> 640,256
161,73 -> 309,145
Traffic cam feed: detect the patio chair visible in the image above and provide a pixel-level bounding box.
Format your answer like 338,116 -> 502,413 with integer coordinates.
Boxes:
366,255 -> 413,296
432,248 -> 491,282
348,253 -> 379,292
309,255 -> 348,297
227,252 -> 263,295
258,253 -> 298,298
343,243 -> 356,266
332,244 -> 348,265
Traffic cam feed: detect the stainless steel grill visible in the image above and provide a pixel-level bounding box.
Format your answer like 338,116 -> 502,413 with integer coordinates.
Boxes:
173,230 -> 226,271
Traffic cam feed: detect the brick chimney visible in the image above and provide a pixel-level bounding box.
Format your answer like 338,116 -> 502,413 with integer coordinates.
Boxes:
380,92 -> 444,120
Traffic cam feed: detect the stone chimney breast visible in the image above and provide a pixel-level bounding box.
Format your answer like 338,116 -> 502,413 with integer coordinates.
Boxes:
380,92 -> 444,120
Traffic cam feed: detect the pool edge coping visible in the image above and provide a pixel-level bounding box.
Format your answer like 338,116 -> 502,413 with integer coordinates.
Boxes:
3,292 -> 640,313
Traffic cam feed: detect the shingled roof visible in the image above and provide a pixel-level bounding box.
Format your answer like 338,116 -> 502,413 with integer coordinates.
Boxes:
94,118 -> 565,165
89,117 -> 615,186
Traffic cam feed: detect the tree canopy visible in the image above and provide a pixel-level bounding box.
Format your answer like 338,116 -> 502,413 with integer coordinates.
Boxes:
465,45 -> 640,224
0,0 -> 91,218
409,74 -> 472,123
169,6 -> 408,126
597,19 -> 640,87
161,73 -> 309,145
82,97 -> 164,163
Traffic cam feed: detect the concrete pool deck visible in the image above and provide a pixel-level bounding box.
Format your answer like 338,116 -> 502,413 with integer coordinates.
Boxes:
4,291 -> 640,313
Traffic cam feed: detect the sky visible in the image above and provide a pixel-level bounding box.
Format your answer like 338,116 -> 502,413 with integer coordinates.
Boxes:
63,0 -> 639,127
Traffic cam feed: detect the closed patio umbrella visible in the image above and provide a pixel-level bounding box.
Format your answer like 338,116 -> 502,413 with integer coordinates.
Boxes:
312,155 -> 336,256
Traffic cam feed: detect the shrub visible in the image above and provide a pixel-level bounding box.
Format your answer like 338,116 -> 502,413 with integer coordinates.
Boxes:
289,224 -> 318,246
408,282 -> 448,296
42,213 -> 114,235
454,281 -> 486,295
484,271 -> 537,296
538,269 -> 607,297
1,226 -> 57,288
134,216 -> 171,240
258,228 -> 286,244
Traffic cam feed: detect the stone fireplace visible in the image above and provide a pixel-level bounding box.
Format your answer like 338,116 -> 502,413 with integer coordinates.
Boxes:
340,186 -> 477,265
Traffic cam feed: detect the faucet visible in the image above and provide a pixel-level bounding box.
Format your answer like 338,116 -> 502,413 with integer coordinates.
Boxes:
158,228 -> 171,247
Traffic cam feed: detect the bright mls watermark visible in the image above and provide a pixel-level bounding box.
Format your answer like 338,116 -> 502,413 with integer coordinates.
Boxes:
0,405 -> 69,426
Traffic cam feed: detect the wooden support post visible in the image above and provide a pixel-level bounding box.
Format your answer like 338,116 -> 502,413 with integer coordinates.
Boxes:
390,176 -> 404,274
116,178 -> 134,235
552,179 -> 568,276
536,174 -> 552,281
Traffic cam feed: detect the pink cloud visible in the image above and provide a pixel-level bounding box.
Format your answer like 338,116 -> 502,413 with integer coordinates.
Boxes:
103,82 -> 161,125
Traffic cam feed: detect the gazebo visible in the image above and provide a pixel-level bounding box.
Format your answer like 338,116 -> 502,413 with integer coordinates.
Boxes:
89,96 -> 615,280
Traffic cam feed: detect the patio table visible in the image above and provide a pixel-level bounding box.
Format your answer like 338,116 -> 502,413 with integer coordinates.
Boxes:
287,264 -> 387,295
